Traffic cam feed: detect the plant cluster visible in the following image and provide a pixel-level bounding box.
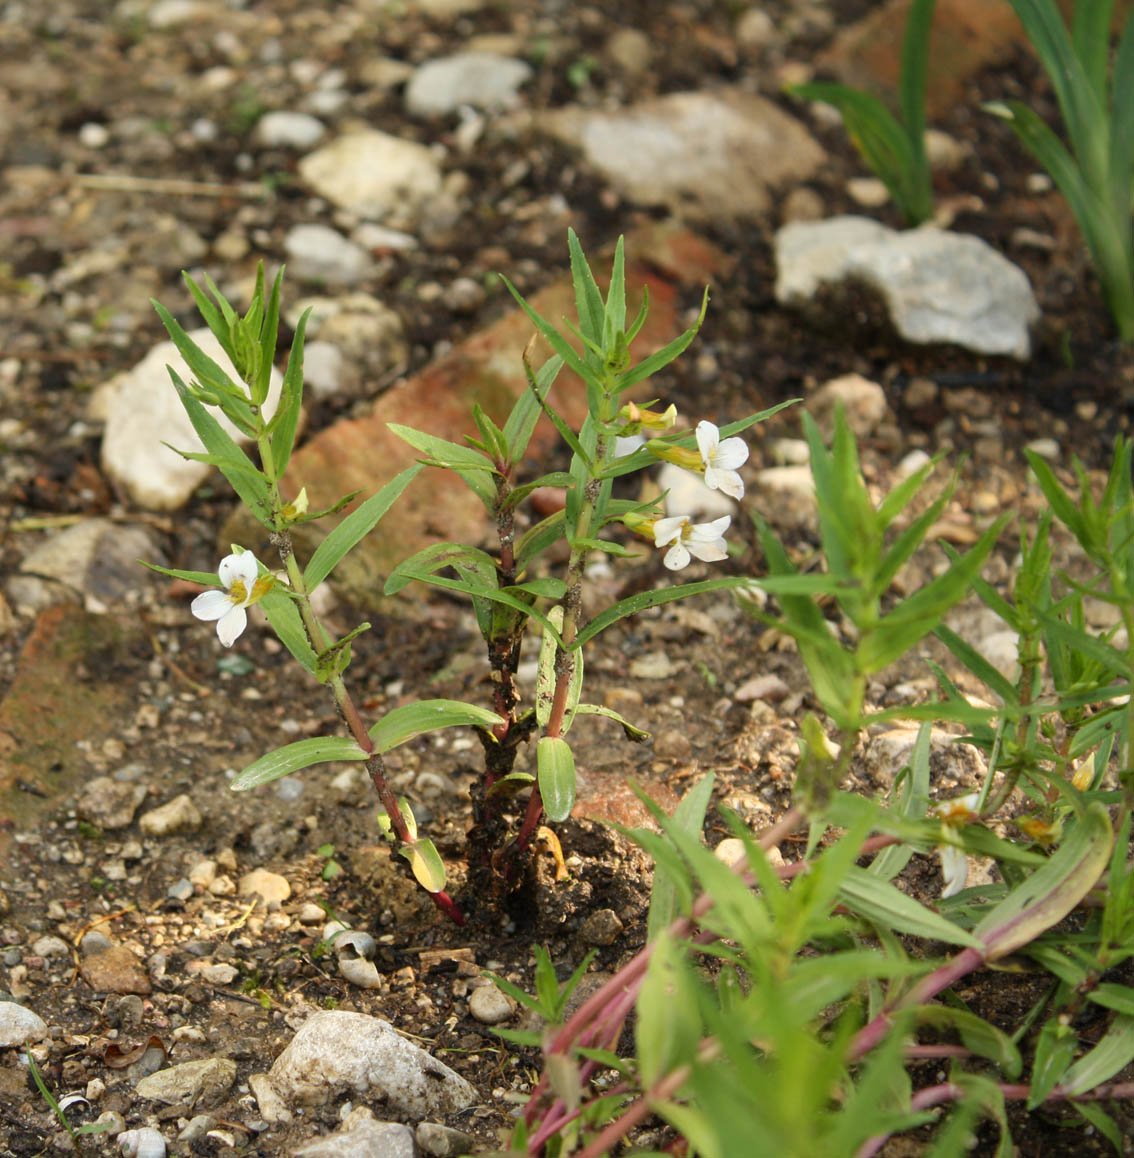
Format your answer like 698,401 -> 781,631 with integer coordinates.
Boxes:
497,430 -> 1134,1155
789,0 -> 1134,342
146,233 -> 1134,1154
146,236 -> 785,920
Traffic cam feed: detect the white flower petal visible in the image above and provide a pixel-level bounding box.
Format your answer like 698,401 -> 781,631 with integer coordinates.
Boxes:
938,843 -> 969,898
687,537 -> 728,563
191,589 -> 234,622
713,436 -> 749,471
653,516 -> 687,548
695,421 -> 719,464
704,467 -> 744,500
218,551 -> 258,591
663,542 -> 691,570
215,605 -> 249,647
690,516 -> 731,540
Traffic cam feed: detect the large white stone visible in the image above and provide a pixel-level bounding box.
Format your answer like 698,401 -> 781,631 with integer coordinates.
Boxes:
297,131 -> 443,224
541,89 -> 824,222
0,1002 -> 47,1047
266,1010 -> 476,1116
100,328 -> 283,511
406,52 -> 532,117
775,215 -> 1039,359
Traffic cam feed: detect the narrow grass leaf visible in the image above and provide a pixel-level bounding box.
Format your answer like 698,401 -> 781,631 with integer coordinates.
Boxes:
369,699 -> 504,752
647,773 -> 715,941
231,736 -> 368,790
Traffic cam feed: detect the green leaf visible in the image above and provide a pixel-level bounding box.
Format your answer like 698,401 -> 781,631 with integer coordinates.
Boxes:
260,585 -> 319,676
636,933 -> 701,1086
1072,1101 -> 1124,1155
535,608 -> 582,732
537,735 -> 576,822
933,624 -> 1020,705
368,699 -> 503,752
231,736 -> 368,790
140,560 -> 232,587
868,721 -> 931,882
613,287 -> 709,394
573,702 -> 650,740
387,423 -> 498,507
167,370 -> 273,525
304,465 -> 422,591
974,803 -> 1113,960
1028,1017 -> 1078,1109
270,305 -> 310,478
574,576 -> 759,647
499,273 -> 593,387
838,866 -> 982,948
647,773 -> 715,941
915,1005 -> 1022,1078
399,837 -> 447,892
503,353 -> 563,467
1086,983 -> 1134,1016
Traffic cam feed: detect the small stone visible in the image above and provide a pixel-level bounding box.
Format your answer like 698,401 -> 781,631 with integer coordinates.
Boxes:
468,984 -> 515,1025
441,276 -> 486,314
117,1127 -> 167,1157
135,1058 -> 237,1109
284,224 -> 373,285
200,963 -> 239,985
653,729 -> 692,760
238,869 -> 291,906
734,674 -> 790,703
30,935 -> 69,959
629,651 -> 680,680
405,52 -> 532,117
166,879 -> 193,902
297,902 -> 326,924
79,931 -> 112,956
846,176 -> 890,208
1025,437 -> 1059,462
295,1112 -> 416,1158
139,795 -> 202,836
0,1002 -> 47,1047
580,908 -> 624,946
810,373 -> 887,438
417,1122 -> 478,1157
78,122 -> 110,148
256,111 -> 325,149
79,945 -> 152,995
249,1073 -> 292,1125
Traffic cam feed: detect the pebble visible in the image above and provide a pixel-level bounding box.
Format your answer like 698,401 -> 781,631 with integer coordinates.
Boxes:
733,674 -> 790,703
405,51 -> 532,117
809,373 -> 887,437
30,935 -> 70,959
139,794 -> 202,836
199,963 -> 239,984
468,983 -> 516,1025
580,907 -> 624,946
79,932 -> 112,957
78,121 -> 110,148
267,1010 -> 476,1115
295,1110 -> 416,1158
1025,437 -> 1060,461
118,1127 -> 167,1157
256,110 -> 325,149
653,729 -> 692,760
135,1058 -> 237,1109
417,1122 -> 478,1157
77,778 -> 148,833
0,1002 -> 47,1046
79,945 -> 153,996
238,869 -> 291,906
629,651 -> 681,680
284,224 -> 373,285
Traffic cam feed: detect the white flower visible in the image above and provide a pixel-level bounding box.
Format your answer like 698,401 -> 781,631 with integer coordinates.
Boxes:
653,515 -> 730,571
938,842 -> 969,899
934,793 -> 981,899
696,421 -> 749,500
190,551 -> 267,647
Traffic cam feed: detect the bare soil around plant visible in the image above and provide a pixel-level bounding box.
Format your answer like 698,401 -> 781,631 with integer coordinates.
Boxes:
2,2 -> 1134,1156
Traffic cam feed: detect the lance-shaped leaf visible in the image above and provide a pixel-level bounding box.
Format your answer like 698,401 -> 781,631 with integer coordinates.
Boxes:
974,802 -> 1113,961
388,423 -> 498,507
537,736 -> 576,822
1061,1013 -> 1134,1095
914,1005 -> 1022,1078
231,736 -> 368,790
369,699 -> 504,752
168,370 -> 273,525
304,465 -> 422,591
260,586 -> 319,677
647,773 -> 715,941
838,866 -> 982,948
399,838 -> 447,893
573,702 -> 650,740
270,305 -> 310,478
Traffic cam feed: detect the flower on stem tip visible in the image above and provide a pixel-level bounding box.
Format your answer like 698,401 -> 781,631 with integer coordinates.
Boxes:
653,515 -> 730,571
191,551 -> 273,647
618,401 -> 677,433
934,792 -> 981,899
696,421 -> 749,500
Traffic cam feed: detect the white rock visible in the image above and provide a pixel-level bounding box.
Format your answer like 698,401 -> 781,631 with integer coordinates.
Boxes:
468,984 -> 515,1025
298,131 -> 443,224
1026,437 -> 1060,461
406,52 -> 532,117
238,868 -> 291,905
541,89 -> 824,222
417,1122 -> 478,1157
809,373 -> 887,437
352,223 -> 419,251
267,1010 -> 476,1116
79,122 -> 110,148
0,1002 -> 47,1046
256,111 -> 325,149
249,1072 -> 292,1124
865,727 -> 988,789
846,176 -> 890,208
775,215 -> 1039,359
134,1058 -> 236,1109
754,464 -> 815,500
100,328 -> 283,511
295,1110 -> 416,1158
302,341 -> 345,399
896,449 -> 932,479
138,794 -> 202,836
284,224 -> 373,285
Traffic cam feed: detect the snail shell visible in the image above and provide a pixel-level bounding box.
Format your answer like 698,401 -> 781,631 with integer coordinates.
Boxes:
118,1127 -> 166,1158
338,954 -> 383,989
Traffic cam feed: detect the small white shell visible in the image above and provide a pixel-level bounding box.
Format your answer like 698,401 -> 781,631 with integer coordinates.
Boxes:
118,1126 -> 166,1158
333,931 -> 376,960
338,955 -> 382,989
